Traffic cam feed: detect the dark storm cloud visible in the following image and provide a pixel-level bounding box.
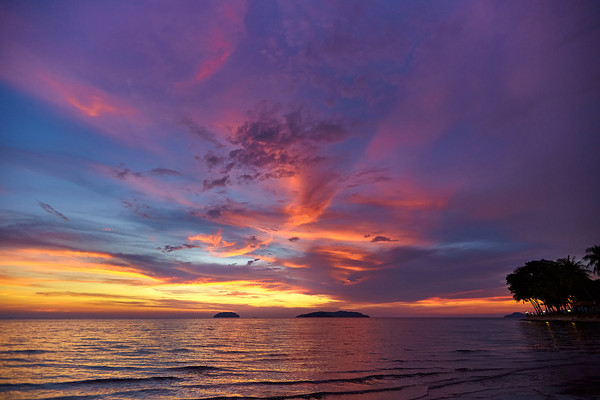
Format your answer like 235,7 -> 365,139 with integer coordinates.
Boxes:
38,202 -> 69,221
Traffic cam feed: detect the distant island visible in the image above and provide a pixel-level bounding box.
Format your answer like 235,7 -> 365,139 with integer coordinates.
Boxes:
503,312 -> 526,319
213,312 -> 240,318
296,311 -> 369,318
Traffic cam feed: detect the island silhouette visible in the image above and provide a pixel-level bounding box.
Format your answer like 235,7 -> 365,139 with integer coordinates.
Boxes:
296,311 -> 369,318
213,312 -> 240,318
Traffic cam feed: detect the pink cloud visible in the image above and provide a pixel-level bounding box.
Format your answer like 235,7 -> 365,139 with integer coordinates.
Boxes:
40,74 -> 136,118
176,2 -> 247,87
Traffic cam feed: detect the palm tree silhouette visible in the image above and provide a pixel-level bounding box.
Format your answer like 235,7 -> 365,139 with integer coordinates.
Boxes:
507,255 -> 595,314
583,245 -> 600,275
556,256 -> 590,310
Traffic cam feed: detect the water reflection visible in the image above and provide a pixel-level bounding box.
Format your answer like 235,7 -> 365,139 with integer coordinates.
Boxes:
518,320 -> 600,352
2,318 -> 600,399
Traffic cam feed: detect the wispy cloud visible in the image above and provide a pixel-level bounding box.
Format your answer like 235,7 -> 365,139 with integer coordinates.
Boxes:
38,202 -> 69,221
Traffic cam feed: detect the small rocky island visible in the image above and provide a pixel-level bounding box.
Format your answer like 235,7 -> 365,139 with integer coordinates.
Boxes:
296,310 -> 370,318
213,312 -> 240,318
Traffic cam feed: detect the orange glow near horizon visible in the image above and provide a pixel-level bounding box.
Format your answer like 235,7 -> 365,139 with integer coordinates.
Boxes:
349,295 -> 531,315
1,247 -> 523,317
0,247 -> 334,314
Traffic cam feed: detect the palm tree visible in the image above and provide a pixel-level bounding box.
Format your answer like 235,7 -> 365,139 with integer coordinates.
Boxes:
556,256 -> 590,311
583,245 -> 600,275
507,257 -> 593,314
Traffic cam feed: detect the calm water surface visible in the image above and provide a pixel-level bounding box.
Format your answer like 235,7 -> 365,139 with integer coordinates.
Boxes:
0,318 -> 599,399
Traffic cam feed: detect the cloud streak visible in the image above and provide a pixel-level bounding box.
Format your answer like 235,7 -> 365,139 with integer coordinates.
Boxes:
38,202 -> 69,221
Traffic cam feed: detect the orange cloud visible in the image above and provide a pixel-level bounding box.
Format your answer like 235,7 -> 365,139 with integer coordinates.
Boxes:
280,261 -> 311,269
188,229 -> 272,258
316,246 -> 369,262
188,229 -> 235,248
310,246 -> 382,285
1,248 -> 160,283
281,173 -> 337,227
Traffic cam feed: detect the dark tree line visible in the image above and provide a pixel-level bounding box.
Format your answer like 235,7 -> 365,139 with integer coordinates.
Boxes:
506,246 -> 600,315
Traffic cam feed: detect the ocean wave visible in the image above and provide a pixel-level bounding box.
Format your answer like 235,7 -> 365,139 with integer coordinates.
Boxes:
452,349 -> 491,353
0,362 -> 145,372
198,384 -> 429,399
0,357 -> 30,362
39,394 -> 103,400
37,388 -> 177,400
168,365 -> 221,372
0,376 -> 182,392
0,349 -> 52,355
166,348 -> 194,353
428,363 -> 567,391
215,349 -> 252,354
67,376 -> 182,385
198,371 -> 443,388
82,365 -> 146,372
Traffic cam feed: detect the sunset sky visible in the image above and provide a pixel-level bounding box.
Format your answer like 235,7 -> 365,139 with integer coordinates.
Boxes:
1,0 -> 599,317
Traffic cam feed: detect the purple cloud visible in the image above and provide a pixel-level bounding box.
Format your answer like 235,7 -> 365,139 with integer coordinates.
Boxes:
122,200 -> 151,219
38,202 -> 69,221
370,236 -> 397,243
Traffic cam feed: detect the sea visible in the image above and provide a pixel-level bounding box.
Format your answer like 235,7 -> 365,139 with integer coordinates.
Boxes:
1,318 -> 599,400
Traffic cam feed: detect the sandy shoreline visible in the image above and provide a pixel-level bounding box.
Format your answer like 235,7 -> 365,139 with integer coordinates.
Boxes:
523,314 -> 600,322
